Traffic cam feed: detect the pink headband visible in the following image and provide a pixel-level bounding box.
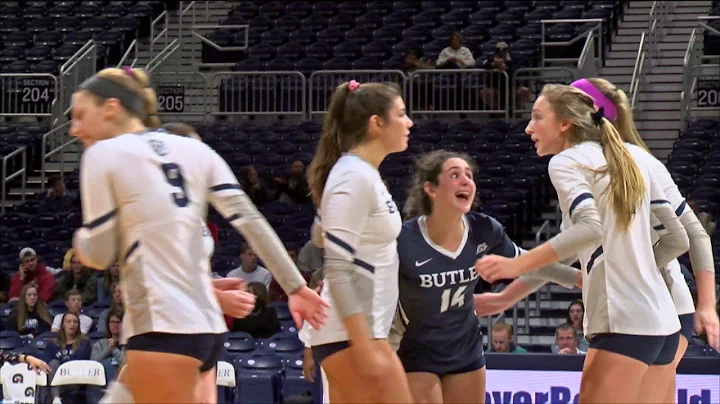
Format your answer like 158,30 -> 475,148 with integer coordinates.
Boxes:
570,79 -> 617,122
348,80 -> 360,92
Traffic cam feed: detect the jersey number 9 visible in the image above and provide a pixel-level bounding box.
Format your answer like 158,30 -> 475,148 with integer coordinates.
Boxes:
161,163 -> 189,207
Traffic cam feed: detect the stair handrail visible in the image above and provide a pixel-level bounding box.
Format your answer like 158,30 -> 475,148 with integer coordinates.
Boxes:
116,39 -> 138,68
576,30 -> 598,78
146,9 -> 179,72
629,32 -> 647,110
540,18 -> 604,68
190,24 -> 250,68
1,146 -> 27,215
680,15 -> 720,131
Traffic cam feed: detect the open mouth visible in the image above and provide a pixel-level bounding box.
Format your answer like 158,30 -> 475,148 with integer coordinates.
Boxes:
455,191 -> 471,201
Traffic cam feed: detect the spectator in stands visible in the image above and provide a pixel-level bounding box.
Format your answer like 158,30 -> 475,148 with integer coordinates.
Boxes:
274,160 -> 311,204
56,249 -> 97,305
269,244 -> 307,302
9,248 -> 56,304
554,323 -> 586,355
486,322 -> 527,353
40,176 -> 75,213
436,32 -> 475,69
240,165 -> 271,207
231,282 -> 281,338
551,300 -> 589,353
480,41 -> 531,112
45,312 -> 92,404
91,309 -> 125,382
687,198 -> 716,236
97,283 -> 124,333
298,238 -> 323,276
4,282 -> 52,338
402,49 -> 434,74
102,262 -> 120,299
226,243 -> 272,289
51,289 -> 93,335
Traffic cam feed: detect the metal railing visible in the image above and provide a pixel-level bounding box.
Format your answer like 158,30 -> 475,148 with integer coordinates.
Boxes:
309,70 -> 406,118
117,39 -> 139,68
629,32 -> 648,110
0,74 -> 59,117
408,69 -> 510,118
152,71 -> 210,119
213,71 -> 307,118
58,40 -> 97,118
40,121 -> 76,188
576,29 -> 599,78
541,19 -> 604,69
147,10 -> 181,73
513,67 -> 577,115
1,147 -> 27,214
629,1 -> 669,110
680,16 -> 720,129
191,24 -> 249,69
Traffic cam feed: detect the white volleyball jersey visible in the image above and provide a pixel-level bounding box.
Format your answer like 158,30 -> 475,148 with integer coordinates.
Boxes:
309,154 -> 402,346
77,131 -> 243,340
551,141 -> 680,338
201,223 -> 215,276
629,143 -> 695,315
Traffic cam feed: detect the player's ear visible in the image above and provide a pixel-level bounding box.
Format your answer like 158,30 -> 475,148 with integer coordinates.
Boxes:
102,97 -> 123,121
422,181 -> 436,200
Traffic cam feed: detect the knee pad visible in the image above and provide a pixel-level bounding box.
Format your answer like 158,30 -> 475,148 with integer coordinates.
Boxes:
99,381 -> 134,404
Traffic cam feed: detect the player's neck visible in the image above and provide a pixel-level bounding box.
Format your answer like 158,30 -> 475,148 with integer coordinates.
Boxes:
425,213 -> 464,250
348,143 -> 387,169
112,119 -> 146,138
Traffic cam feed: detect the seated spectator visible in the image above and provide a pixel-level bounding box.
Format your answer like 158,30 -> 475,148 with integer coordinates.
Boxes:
9,248 -> 57,303
56,249 -> 97,305
90,309 -> 125,382
102,262 -> 120,299
4,282 -> 52,337
274,160 -> 310,204
552,300 -> 589,353
486,322 -> 527,353
402,49 -> 435,74
298,239 -> 323,276
240,165 -> 271,207
39,175 -> 76,213
97,283 -> 124,332
231,282 -> 281,338
51,289 -> 93,334
480,41 -> 531,112
269,245 -> 311,302
688,197 -> 716,236
554,323 -> 586,355
226,244 -> 272,289
436,32 -> 475,69
45,312 -> 92,403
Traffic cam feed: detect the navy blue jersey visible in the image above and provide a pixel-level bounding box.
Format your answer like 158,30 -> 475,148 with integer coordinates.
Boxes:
396,212 -> 519,374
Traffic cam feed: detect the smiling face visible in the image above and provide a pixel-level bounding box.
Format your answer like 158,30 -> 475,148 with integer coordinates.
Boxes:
525,95 -> 572,156
425,157 -> 476,215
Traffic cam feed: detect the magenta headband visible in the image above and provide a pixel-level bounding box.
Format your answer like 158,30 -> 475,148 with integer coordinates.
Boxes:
570,79 -> 617,122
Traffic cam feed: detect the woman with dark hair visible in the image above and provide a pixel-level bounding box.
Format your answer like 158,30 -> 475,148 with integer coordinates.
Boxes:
91,310 -> 125,381
231,282 -> 282,338
4,282 -> 52,337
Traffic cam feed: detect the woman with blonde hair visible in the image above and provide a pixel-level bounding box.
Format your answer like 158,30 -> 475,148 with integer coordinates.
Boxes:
4,282 -> 52,337
69,67 -> 328,403
476,83 -> 690,403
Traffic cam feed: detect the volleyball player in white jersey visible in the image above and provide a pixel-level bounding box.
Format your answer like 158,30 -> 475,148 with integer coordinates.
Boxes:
475,83 -> 690,403
306,80 -> 414,403
70,68 -> 329,403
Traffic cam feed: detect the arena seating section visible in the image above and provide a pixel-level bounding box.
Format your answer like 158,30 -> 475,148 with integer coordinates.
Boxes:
205,0 -> 621,70
2,1 -> 719,403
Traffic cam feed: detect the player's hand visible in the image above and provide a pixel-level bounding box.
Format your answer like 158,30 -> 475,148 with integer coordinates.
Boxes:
694,306 -> 720,351
216,289 -> 256,319
475,255 -> 522,283
473,293 -> 510,317
25,356 -> 52,374
288,286 -> 330,330
302,347 -> 315,382
314,280 -> 324,295
212,277 -> 246,291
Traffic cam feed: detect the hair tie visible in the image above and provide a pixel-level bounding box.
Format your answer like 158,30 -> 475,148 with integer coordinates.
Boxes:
592,107 -> 605,126
348,80 -> 360,92
122,66 -> 136,79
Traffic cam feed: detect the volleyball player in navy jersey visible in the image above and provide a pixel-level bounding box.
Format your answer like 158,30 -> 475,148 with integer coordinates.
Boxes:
476,83 -> 690,403
391,150 -> 581,404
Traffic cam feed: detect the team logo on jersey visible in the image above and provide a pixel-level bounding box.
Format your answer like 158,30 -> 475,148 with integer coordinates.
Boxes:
476,243 -> 488,255
415,258 -> 432,267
